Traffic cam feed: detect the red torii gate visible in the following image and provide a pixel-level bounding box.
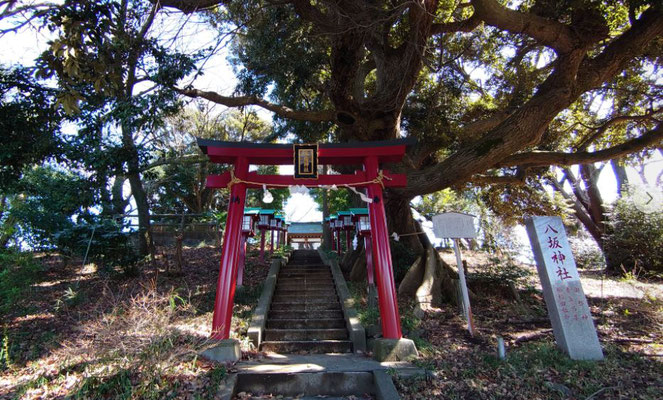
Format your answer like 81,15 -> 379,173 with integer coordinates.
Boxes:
197,138 -> 412,341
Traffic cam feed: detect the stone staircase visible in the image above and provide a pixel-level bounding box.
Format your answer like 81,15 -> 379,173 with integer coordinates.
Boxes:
260,250 -> 353,354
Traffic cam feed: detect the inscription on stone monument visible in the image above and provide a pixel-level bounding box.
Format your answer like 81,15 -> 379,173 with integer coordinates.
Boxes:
525,216 -> 603,360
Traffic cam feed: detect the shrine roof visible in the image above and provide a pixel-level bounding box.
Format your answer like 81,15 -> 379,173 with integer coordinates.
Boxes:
350,208 -> 369,215
197,137 -> 415,165
287,222 -> 323,235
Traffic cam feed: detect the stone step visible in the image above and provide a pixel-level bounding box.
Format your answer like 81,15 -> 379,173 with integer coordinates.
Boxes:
264,329 -> 349,341
271,294 -> 338,303
276,283 -> 333,291
278,274 -> 333,280
268,310 -> 344,320
274,289 -> 337,297
276,279 -> 334,285
234,372 -> 375,399
267,318 -> 346,329
280,268 -> 330,274
260,340 -> 353,354
279,269 -> 331,273
270,302 -> 341,311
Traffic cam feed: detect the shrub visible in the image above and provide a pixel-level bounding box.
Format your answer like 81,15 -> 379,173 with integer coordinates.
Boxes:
603,195 -> 663,275
0,250 -> 42,317
569,235 -> 605,270
54,219 -> 141,274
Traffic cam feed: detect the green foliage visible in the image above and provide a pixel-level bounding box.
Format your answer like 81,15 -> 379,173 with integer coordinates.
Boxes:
0,327 -> 9,370
225,1 -> 334,142
309,187 -> 353,215
4,165 -> 95,248
74,368 -> 133,400
569,235 -> 605,270
0,66 -> 63,189
0,250 -> 42,317
604,193 -> 663,275
271,244 -> 293,259
54,219 -> 141,274
471,256 -> 532,287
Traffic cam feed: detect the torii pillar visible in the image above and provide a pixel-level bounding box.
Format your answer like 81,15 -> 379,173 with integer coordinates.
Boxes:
211,156 -> 247,340
364,156 -> 402,339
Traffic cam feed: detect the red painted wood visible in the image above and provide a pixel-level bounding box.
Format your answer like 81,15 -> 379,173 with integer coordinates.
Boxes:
205,143 -> 407,165
211,156 -> 248,340
364,236 -> 375,285
206,171 -> 406,189
365,156 -> 402,339
237,235 -> 247,287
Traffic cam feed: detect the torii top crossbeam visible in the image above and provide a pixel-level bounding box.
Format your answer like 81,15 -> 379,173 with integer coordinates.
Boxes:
197,137 -> 413,165
198,138 -> 412,189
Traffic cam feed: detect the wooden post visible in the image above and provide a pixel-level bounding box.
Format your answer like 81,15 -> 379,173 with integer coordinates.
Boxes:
365,156 -> 402,339
453,238 -> 475,336
211,156 -> 248,340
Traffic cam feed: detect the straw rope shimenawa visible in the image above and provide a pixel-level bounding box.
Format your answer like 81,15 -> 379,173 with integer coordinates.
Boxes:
224,168 -> 393,190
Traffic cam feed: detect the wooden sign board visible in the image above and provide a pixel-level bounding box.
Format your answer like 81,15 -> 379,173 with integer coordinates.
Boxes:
432,212 -> 477,239
293,144 -> 318,179
525,216 -> 603,360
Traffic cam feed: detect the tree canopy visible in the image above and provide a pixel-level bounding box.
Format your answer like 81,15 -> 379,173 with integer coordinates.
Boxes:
166,0 -> 662,203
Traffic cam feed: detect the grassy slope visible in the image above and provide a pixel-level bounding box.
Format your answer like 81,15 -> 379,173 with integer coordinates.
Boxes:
0,246 -> 269,399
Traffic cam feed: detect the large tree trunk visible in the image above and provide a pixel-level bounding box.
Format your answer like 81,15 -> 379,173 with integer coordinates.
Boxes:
610,158 -> 629,196
384,199 -> 459,307
122,123 -> 152,257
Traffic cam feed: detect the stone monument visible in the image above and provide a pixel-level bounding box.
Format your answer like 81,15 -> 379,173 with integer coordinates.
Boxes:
525,216 -> 603,360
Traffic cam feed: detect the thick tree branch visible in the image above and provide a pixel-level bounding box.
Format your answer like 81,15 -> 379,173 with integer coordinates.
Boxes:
175,87 -> 336,122
141,154 -> 209,172
498,123 -> 663,168
430,14 -> 481,35
578,6 -> 663,91
470,173 -> 526,186
471,0 -> 579,53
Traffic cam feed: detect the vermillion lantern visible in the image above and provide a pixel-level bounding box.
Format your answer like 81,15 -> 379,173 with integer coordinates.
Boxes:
351,208 -> 370,236
242,208 -> 260,236
258,209 -> 275,262
338,211 -> 354,231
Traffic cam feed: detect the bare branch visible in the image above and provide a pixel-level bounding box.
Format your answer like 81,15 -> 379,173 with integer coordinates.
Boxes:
498,123 -> 663,168
175,87 -> 337,122
576,110 -> 662,151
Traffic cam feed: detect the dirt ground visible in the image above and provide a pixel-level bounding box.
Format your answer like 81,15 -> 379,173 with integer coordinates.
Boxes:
1,246 -> 661,399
